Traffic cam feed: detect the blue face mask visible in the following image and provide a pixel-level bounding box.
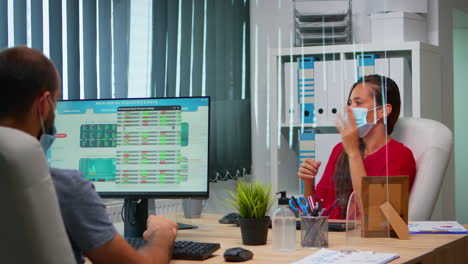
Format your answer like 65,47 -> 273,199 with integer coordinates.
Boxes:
40,126 -> 57,153
349,106 -> 382,137
39,97 -> 57,153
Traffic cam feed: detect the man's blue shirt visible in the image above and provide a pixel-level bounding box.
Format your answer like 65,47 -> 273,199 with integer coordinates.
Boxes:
50,167 -> 117,264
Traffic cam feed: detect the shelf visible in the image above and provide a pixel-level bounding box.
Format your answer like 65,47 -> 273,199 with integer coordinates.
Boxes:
293,0 -> 352,46
272,41 -> 439,56
280,124 -> 339,132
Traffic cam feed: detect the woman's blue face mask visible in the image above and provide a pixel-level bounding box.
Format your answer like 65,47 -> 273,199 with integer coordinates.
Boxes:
349,106 -> 382,137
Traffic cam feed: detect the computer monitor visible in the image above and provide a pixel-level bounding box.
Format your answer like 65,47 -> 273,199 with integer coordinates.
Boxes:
48,97 -> 210,236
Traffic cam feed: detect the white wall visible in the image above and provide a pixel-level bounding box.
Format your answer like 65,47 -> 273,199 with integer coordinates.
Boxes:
250,0 -> 294,184
453,9 -> 468,224
427,0 -> 439,45
452,3 -> 468,223
351,0 -> 371,43
429,0 -> 468,221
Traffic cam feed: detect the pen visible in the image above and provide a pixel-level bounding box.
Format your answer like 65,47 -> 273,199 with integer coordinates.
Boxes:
311,202 -> 320,216
308,196 -> 315,210
325,199 -> 339,217
318,208 -> 326,217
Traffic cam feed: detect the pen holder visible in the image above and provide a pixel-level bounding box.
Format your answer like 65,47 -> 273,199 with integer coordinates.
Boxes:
300,215 -> 328,248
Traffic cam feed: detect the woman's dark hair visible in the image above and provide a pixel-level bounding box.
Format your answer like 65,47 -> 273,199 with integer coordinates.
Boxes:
333,74 -> 401,218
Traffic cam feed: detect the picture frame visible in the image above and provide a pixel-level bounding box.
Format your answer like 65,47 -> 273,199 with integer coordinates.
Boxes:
361,176 -> 409,238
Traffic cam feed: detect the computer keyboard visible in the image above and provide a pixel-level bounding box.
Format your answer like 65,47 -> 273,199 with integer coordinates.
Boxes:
126,237 -> 221,261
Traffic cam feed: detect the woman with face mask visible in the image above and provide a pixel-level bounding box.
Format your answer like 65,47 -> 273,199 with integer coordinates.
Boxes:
298,74 -> 416,219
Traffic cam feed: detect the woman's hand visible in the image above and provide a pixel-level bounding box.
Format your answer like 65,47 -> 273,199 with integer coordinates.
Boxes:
335,106 -> 361,158
298,158 -> 321,184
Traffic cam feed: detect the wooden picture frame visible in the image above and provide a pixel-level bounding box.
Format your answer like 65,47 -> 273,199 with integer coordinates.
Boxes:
361,176 -> 409,238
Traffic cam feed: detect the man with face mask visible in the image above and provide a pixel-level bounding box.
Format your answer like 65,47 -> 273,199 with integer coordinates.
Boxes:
0,47 -> 177,264
38,96 -> 57,151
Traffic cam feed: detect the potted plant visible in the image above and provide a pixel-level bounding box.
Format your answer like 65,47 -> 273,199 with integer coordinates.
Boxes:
226,180 -> 275,245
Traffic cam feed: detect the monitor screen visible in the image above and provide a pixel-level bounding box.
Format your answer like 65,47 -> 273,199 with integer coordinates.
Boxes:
48,97 -> 210,198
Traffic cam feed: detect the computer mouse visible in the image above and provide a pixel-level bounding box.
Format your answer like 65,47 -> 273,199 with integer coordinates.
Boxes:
223,247 -> 253,262
218,212 -> 240,224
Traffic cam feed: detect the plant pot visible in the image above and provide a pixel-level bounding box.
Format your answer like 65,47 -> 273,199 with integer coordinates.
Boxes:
239,217 -> 270,245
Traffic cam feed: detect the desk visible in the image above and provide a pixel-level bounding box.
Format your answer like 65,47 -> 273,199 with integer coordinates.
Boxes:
88,214 -> 468,263
172,214 -> 468,264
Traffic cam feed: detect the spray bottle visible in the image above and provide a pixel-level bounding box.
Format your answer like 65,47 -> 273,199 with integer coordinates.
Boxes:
272,191 -> 296,252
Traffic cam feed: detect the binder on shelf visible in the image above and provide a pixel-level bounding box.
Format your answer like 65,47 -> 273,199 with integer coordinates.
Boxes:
343,59 -> 358,99
325,60 -> 344,122
298,57 -> 318,124
374,57 -> 390,77
315,60 -> 345,125
389,57 -> 411,117
357,54 -> 379,79
373,57 -> 411,117
347,56 -> 411,118
299,129 -> 315,194
284,62 -> 300,124
301,103 -> 315,124
314,61 -> 327,124
314,60 -> 346,126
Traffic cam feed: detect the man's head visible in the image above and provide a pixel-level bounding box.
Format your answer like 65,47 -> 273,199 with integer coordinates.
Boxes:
0,46 -> 60,138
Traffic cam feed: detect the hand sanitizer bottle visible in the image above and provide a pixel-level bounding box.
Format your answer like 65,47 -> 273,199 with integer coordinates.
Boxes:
272,191 -> 296,252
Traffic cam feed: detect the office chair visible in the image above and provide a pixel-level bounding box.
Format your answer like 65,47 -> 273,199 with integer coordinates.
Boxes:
0,127 -> 75,264
392,118 -> 453,221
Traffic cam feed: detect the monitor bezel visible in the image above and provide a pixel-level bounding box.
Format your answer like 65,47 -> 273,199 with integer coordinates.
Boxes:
54,96 -> 211,199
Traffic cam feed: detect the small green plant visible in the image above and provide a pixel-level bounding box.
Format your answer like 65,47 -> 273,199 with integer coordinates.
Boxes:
226,180 -> 275,219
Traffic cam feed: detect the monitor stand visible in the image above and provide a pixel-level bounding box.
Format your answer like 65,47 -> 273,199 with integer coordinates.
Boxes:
123,198 -> 197,238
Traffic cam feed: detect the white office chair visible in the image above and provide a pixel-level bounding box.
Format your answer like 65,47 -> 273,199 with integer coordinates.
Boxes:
0,127 -> 74,264
392,118 -> 453,221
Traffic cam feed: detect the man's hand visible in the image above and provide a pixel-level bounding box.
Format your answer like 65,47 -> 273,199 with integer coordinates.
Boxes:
143,215 -> 178,244
298,158 -> 322,183
85,215 -> 178,264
